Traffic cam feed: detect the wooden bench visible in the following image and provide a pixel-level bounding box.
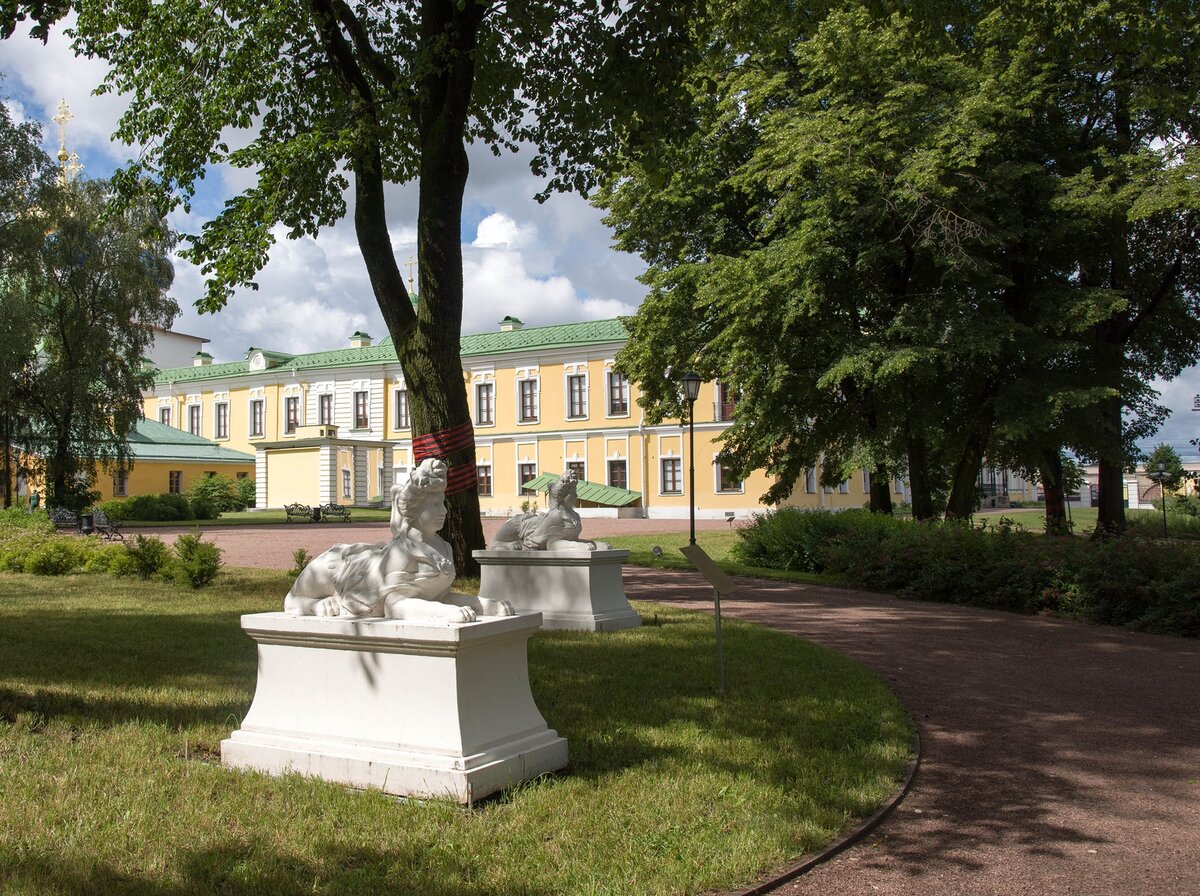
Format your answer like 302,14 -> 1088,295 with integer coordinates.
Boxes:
93,509 -> 124,541
284,503 -> 314,523
318,502 -> 351,522
48,507 -> 79,530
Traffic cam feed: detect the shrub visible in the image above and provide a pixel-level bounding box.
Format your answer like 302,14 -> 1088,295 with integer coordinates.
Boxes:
169,533 -> 223,588
235,476 -> 256,510
105,493 -> 195,522
82,542 -> 137,576
733,508 -> 905,572
186,474 -> 249,516
0,506 -> 56,534
126,535 -> 172,578
24,538 -> 88,575
289,548 -> 312,578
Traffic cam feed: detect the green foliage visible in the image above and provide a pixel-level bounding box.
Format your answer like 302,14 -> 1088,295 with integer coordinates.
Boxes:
234,476 -> 255,509
0,506 -> 54,534
125,534 -> 172,579
100,493 -> 194,522
736,510 -> 1200,635
168,533 -> 222,588
733,508 -> 906,572
23,538 -> 88,575
185,474 -> 249,516
82,542 -> 136,576
288,548 -> 312,579
1145,444 -> 1187,492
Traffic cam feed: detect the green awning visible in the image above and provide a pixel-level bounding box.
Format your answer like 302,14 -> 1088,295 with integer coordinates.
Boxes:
522,473 -> 642,507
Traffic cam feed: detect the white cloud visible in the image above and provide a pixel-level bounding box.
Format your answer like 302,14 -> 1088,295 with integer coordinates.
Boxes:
473,212 -> 535,249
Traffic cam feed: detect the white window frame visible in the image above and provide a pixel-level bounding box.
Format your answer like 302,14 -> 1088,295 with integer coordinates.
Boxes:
606,369 -> 630,418
284,396 -> 300,434
353,390 -> 369,430
517,377 -> 540,424
475,382 -> 495,426
862,469 -> 871,494
342,468 -> 352,499
214,402 -> 229,440
715,462 -> 744,495
477,464 -> 493,497
187,404 -> 202,436
608,458 -> 628,491
394,388 -> 410,430
159,406 -> 172,428
660,456 -> 683,495
318,392 -> 333,426
113,472 -> 128,497
518,461 -> 539,495
249,399 -> 265,438
566,372 -> 588,420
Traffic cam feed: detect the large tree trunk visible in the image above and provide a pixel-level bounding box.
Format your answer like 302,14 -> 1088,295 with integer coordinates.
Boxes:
404,0 -> 489,576
1094,396 -> 1128,536
869,462 -> 893,514
1,407 -> 11,508
945,431 -> 985,520
906,435 -> 935,520
1038,450 -> 1069,535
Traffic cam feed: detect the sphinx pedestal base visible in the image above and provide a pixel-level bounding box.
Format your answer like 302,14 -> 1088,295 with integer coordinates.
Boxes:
221,612 -> 568,804
474,548 -> 641,632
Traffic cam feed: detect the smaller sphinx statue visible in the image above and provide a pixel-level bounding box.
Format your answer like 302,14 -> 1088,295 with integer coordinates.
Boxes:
285,458 -> 513,622
489,470 -> 610,552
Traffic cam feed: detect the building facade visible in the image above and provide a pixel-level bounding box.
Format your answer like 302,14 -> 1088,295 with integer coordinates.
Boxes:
142,317 -> 933,517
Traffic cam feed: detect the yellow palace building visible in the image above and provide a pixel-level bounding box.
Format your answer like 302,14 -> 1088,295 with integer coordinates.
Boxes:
142,316 -> 905,518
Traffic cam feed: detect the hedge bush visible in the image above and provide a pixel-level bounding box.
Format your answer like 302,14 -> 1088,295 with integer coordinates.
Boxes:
735,510 -> 1200,636
169,533 -> 223,588
97,493 -> 195,522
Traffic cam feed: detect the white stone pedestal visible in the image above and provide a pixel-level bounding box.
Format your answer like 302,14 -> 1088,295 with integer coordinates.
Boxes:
474,549 -> 641,632
221,612 -> 568,804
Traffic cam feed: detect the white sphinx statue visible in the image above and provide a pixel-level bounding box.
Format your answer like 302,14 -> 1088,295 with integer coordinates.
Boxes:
284,458 -> 513,622
489,469 -> 610,552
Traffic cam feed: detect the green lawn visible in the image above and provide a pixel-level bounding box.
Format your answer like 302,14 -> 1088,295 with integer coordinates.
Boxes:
0,569 -> 912,896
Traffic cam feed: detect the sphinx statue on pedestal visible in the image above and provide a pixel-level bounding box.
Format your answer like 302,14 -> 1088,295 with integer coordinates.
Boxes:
284,458 -> 513,622
489,470 -> 610,552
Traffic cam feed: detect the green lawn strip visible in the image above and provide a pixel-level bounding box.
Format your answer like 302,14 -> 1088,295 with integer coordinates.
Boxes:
0,571 -> 911,896
119,509 -> 395,528
605,531 -> 850,587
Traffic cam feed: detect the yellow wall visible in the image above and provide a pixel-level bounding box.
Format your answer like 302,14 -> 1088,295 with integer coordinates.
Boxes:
266,448 -> 321,508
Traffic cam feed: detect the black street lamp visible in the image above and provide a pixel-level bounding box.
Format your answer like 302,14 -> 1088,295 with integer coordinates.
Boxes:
681,372 -> 702,546
1147,461 -> 1170,537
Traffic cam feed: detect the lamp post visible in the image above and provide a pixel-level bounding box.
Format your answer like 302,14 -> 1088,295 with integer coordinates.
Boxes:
681,372 -> 702,546
1147,461 -> 1170,537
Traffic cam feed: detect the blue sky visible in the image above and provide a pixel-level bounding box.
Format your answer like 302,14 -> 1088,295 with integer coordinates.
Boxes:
2,19 -> 1197,461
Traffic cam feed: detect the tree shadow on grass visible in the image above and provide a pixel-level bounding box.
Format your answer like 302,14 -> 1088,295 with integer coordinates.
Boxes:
0,840 -> 553,896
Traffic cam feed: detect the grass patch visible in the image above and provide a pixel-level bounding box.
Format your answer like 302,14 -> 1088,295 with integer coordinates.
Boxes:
0,571 -> 911,896
606,531 -> 849,587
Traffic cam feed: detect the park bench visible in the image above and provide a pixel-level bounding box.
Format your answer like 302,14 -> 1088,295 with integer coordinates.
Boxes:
319,502 -> 351,522
92,509 -> 124,541
285,503 -> 314,523
48,507 -> 79,530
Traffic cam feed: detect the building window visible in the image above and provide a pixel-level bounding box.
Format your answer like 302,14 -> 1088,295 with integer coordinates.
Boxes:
717,463 -> 743,493
608,459 -> 628,491
285,396 -> 299,434
477,465 -> 493,497
607,371 -> 630,416
475,383 -> 494,426
354,391 -> 369,429
215,402 -> 229,440
342,469 -> 351,499
519,462 -> 538,495
862,469 -> 871,493
518,379 -> 539,423
159,407 -> 171,427
394,389 -> 410,430
250,399 -> 264,437
714,381 -> 739,422
236,472 -> 248,480
113,472 -> 128,497
567,374 -> 587,419
839,479 -> 850,494
894,477 -> 905,495
168,471 -> 182,494
805,468 -> 816,493
661,458 -> 682,494
188,405 -> 201,436
567,461 -> 586,482
318,393 -> 333,425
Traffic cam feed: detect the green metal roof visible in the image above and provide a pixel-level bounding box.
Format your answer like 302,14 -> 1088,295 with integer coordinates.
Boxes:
127,419 -> 256,464
522,472 -> 642,507
151,318 -> 630,385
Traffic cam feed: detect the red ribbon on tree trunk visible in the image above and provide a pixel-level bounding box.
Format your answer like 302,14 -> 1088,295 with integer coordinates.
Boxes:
413,421 -> 477,495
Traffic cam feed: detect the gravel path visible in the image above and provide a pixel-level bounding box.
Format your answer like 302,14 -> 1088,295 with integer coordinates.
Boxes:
623,568 -> 1200,896
147,524 -> 1200,894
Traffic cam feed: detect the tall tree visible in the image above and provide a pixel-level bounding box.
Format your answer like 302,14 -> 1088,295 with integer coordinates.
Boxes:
20,177 -> 178,509
5,0 -> 697,573
0,86 -> 52,507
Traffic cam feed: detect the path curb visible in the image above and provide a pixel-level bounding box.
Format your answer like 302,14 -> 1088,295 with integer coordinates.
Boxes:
731,728 -> 922,896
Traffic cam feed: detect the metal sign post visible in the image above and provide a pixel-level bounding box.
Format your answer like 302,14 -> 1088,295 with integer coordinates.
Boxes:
680,544 -> 738,694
